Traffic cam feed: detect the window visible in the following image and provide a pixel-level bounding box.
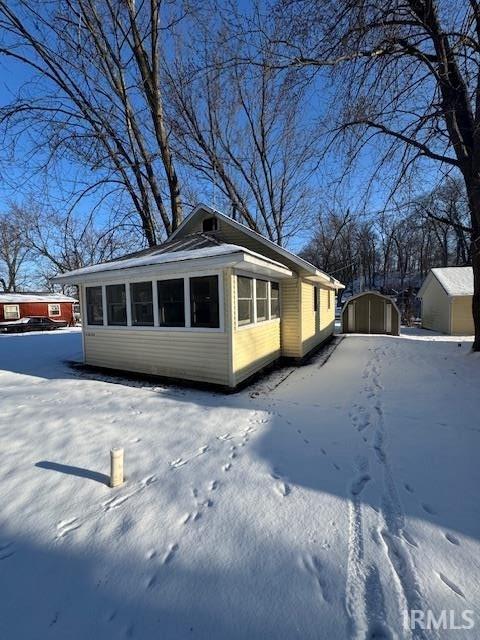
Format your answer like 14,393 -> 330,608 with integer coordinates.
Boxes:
48,303 -> 61,317
270,282 -> 280,319
106,284 -> 127,326
130,282 -> 154,326
157,279 -> 185,327
202,217 -> 218,232
86,286 -> 103,325
328,290 -> 332,309
256,280 -> 268,322
190,275 -> 219,328
237,276 -> 254,326
4,304 -> 19,320
314,286 -> 318,312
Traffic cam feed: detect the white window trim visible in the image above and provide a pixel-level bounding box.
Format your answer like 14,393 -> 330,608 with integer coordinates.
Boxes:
4,304 -> 20,320
84,270 -> 224,333
48,303 -> 61,317
235,275 -> 280,331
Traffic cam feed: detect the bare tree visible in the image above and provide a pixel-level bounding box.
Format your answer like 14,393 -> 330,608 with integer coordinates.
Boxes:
0,205 -> 30,291
166,13 -> 319,245
266,0 -> 480,349
0,0 -> 185,246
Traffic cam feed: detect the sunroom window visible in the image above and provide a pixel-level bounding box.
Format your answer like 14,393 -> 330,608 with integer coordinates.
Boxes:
256,280 -> 268,322
270,282 -> 280,318
190,275 -> 219,328
106,284 -> 127,326
130,281 -> 154,326
237,276 -> 254,326
157,279 -> 185,327
86,286 -> 103,325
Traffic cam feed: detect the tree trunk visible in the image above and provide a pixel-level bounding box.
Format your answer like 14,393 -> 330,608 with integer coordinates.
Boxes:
464,180 -> 480,350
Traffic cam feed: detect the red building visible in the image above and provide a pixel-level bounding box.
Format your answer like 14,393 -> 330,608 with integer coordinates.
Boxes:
0,293 -> 77,324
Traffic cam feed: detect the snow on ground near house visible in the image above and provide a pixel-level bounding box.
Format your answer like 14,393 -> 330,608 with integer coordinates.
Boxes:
0,328 -> 479,640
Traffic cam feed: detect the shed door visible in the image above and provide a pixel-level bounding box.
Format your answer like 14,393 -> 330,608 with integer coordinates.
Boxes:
385,303 -> 392,333
370,297 -> 386,333
347,303 -> 355,331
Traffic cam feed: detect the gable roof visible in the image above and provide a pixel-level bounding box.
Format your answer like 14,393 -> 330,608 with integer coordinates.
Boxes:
170,204 -> 344,289
0,292 -> 77,304
53,236 -> 293,284
418,267 -> 473,297
341,290 -> 400,314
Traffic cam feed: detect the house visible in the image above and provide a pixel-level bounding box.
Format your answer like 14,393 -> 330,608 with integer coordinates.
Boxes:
341,291 -> 400,335
53,204 -> 344,388
417,266 -> 474,335
0,292 -> 77,324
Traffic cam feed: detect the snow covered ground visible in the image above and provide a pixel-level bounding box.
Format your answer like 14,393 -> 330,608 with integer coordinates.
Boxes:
0,328 -> 478,640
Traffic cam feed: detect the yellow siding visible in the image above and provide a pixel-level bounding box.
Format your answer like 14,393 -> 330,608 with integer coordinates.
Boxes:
300,281 -> 335,357
83,330 -> 230,385
280,277 -> 301,357
421,277 -> 451,333
81,274 -> 231,386
451,296 -> 474,335
230,272 -> 281,385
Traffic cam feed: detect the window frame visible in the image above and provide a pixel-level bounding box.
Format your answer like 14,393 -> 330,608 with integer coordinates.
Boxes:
130,281 -> 154,327
270,282 -> 280,319
255,279 -> 269,323
3,304 -> 20,320
235,274 -> 280,330
157,278 -> 185,328
48,303 -> 61,317
106,283 -> 127,327
82,271 -> 224,333
85,286 -> 104,326
237,275 -> 254,327
190,274 -> 220,329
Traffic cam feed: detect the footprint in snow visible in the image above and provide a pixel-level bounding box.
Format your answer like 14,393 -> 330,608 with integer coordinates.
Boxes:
421,503 -> 437,515
404,483 -> 414,493
209,480 -> 219,491
274,481 -> 291,497
0,542 -> 15,560
162,543 -> 179,565
438,572 -> 465,598
56,517 -> 82,538
146,549 -> 157,560
222,463 -> 232,472
350,474 -> 371,497
445,532 -> 460,546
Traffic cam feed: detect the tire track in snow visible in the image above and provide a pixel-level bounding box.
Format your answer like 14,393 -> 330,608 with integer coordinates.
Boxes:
367,346 -> 432,640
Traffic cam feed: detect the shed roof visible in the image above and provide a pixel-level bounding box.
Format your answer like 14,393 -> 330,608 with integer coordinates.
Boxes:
429,267 -> 473,296
0,293 -> 77,304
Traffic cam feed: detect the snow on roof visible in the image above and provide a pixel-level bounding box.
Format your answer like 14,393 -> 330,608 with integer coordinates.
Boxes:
0,293 -> 77,304
431,267 -> 473,296
54,243 -> 288,281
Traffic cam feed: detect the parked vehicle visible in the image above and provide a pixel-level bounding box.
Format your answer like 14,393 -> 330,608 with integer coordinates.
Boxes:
0,316 -> 69,333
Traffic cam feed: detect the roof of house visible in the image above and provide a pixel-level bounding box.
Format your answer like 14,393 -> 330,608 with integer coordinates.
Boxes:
419,267 -> 473,297
0,293 -> 77,304
53,235 -> 293,283
53,204 -> 344,288
170,204 -> 344,288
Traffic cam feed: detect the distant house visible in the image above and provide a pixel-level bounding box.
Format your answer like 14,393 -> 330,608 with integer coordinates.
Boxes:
417,267 -> 474,335
0,292 -> 77,325
53,204 -> 344,389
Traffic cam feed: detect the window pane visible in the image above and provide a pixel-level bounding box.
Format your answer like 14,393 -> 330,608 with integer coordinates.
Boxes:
86,286 -> 103,325
49,304 -> 60,316
106,284 -> 127,326
157,279 -> 185,327
256,279 -> 268,321
4,305 -> 19,320
190,276 -> 219,328
130,282 -> 153,326
270,282 -> 280,318
237,276 -> 252,299
237,276 -> 253,325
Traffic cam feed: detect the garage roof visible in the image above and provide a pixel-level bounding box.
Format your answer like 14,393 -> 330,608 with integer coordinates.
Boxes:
430,267 -> 473,296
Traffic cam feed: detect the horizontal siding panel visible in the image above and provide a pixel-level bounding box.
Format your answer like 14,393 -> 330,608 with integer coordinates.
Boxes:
84,329 -> 229,385
233,320 -> 281,384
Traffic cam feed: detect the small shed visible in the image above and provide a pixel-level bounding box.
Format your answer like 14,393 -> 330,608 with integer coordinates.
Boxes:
417,267 -> 474,335
0,292 -> 77,324
341,291 -> 400,335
